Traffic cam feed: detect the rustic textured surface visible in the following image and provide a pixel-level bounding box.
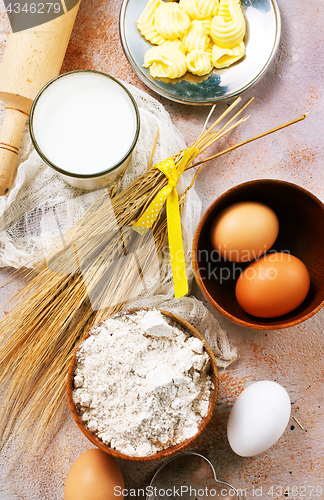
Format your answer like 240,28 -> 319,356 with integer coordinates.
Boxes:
0,0 -> 324,498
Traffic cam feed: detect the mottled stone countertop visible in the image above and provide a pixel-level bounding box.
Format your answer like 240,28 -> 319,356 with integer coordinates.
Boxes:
0,0 -> 323,499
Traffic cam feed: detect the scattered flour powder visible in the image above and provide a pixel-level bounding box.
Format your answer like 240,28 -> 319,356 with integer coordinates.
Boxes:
73,309 -> 212,456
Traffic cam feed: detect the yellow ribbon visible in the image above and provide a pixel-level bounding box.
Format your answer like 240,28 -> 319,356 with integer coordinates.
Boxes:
133,148 -> 198,299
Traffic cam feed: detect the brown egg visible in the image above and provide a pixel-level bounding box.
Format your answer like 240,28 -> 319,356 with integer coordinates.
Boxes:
64,449 -> 124,500
210,201 -> 279,262
235,252 -> 310,318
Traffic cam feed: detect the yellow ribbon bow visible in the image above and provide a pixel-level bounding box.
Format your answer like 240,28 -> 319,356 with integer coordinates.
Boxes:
133,148 -> 198,299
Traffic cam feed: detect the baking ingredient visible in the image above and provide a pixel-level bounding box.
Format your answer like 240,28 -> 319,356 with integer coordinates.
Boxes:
211,0 -> 246,49
212,40 -> 246,68
186,49 -> 213,76
136,0 -> 167,45
227,380 -> 291,457
180,0 -> 218,20
64,449 -> 124,500
73,309 -> 212,457
182,20 -> 209,52
235,252 -> 310,318
143,45 -> 188,79
138,0 -> 246,79
210,201 -> 279,263
31,72 -> 138,176
154,3 -> 191,40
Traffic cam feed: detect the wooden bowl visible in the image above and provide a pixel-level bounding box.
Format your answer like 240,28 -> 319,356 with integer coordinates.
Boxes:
193,179 -> 324,330
67,308 -> 219,461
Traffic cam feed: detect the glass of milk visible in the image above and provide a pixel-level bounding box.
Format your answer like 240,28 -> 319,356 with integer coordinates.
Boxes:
30,70 -> 140,190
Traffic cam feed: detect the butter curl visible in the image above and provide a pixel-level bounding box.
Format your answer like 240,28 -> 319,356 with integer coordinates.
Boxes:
143,45 -> 187,79
211,0 -> 246,49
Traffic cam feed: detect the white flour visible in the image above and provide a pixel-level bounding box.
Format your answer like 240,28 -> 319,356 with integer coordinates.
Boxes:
73,309 -> 212,457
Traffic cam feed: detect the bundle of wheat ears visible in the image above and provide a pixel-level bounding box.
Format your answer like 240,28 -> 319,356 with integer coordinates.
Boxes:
0,97 -> 306,456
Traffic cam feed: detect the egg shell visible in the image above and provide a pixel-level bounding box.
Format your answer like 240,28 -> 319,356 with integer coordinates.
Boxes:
64,449 -> 124,500
227,381 -> 291,457
235,252 -> 310,318
210,201 -> 279,263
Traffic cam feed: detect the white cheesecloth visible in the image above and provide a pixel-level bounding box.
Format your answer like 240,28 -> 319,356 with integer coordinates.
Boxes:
0,82 -> 238,499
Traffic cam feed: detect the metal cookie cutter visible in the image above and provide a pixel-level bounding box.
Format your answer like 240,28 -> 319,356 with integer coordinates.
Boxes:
147,452 -> 244,500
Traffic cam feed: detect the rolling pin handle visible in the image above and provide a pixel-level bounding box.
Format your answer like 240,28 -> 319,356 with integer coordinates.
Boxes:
0,107 -> 28,196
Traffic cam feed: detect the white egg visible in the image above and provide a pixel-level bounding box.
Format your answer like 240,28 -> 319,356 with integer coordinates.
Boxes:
227,381 -> 291,457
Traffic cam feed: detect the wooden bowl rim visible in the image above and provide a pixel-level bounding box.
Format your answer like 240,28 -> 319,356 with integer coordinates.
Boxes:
67,307 -> 219,461
192,179 -> 324,330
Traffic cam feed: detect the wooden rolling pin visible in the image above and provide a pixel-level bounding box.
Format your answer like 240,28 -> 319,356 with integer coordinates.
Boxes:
0,1 -> 81,195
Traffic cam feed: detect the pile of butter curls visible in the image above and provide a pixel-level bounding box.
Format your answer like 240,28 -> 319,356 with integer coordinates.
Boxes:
137,0 -> 246,79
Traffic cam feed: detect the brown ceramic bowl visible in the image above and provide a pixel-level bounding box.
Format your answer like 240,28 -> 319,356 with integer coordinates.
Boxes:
67,308 -> 219,461
193,179 -> 324,330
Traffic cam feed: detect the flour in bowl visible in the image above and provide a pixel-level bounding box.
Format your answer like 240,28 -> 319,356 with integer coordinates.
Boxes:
72,309 -> 212,457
